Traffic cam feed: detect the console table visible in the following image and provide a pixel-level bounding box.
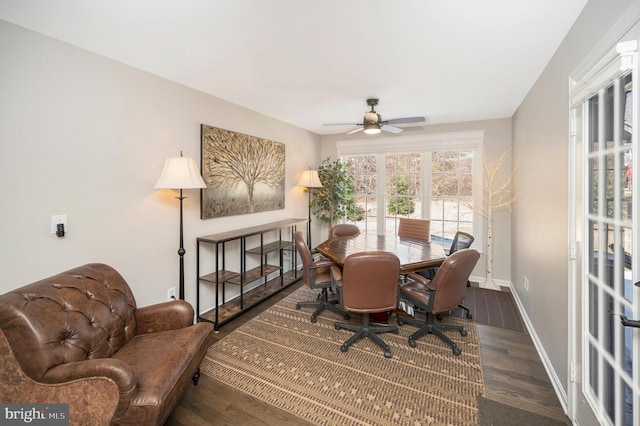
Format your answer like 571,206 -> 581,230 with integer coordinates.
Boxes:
196,218 -> 306,330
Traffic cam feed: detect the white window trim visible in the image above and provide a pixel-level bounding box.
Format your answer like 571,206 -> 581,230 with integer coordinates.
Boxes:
336,130 -> 485,251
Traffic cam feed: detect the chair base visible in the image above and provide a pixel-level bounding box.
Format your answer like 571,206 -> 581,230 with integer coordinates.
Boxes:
397,315 -> 467,356
335,313 -> 398,358
296,288 -> 348,323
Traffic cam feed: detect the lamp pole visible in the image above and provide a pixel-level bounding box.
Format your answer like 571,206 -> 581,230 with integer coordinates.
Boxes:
306,188 -> 313,248
177,188 -> 186,299
297,169 -> 322,249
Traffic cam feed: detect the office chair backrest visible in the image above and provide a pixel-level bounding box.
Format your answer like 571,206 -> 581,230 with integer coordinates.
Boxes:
450,231 -> 474,254
397,218 -> 430,242
330,224 -> 360,239
341,251 -> 400,313
294,230 -> 314,285
429,249 -> 480,313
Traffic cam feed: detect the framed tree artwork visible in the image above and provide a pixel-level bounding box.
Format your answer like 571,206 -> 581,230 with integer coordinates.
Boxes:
200,125 -> 285,219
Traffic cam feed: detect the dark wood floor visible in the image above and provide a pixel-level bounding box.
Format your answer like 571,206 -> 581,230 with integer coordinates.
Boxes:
165,282 -> 570,425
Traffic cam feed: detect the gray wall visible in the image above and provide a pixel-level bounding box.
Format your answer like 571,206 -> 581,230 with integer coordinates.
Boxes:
512,0 -> 634,405
0,20 -> 321,308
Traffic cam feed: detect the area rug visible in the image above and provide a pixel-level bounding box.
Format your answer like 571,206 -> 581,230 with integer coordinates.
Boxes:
201,286 -> 485,426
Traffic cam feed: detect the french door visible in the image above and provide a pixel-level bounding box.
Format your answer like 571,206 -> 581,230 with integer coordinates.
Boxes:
571,40 -> 639,426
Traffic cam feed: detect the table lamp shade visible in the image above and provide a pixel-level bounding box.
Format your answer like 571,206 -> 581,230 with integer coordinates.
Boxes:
155,156 -> 207,189
297,170 -> 322,188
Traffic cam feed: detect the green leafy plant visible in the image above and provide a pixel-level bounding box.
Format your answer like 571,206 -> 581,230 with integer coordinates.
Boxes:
310,158 -> 357,232
387,176 -> 415,216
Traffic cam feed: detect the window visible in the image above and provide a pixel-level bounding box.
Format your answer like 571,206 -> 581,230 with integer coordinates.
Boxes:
336,131 -> 483,247
431,151 -> 474,243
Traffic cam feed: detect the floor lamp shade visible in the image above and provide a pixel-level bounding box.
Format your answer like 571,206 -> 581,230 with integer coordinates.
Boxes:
297,170 -> 323,189
154,155 -> 207,190
297,169 -> 322,248
155,153 -> 206,301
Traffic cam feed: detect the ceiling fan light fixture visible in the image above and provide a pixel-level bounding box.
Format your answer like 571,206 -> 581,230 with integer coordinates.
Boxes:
364,123 -> 381,134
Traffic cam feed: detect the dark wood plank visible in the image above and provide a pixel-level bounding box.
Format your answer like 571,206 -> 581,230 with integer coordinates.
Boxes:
477,324 -> 570,423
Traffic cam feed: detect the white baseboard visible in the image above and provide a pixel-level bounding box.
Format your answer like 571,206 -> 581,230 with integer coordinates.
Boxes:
470,275 -> 511,291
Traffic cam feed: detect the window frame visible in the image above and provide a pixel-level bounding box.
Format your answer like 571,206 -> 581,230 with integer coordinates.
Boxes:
336,130 -> 485,250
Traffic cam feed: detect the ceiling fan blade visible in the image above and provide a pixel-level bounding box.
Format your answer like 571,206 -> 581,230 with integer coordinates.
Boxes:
381,125 -> 403,134
323,122 -> 361,126
346,127 -> 364,135
385,116 -> 426,125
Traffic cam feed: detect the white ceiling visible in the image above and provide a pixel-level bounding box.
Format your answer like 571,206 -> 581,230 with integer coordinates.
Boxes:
0,0 -> 588,135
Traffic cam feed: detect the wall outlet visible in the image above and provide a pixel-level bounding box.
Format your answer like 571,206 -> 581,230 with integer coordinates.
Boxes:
167,287 -> 177,301
524,276 -> 530,292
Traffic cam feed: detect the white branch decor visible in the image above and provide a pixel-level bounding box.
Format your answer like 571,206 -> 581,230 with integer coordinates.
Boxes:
476,149 -> 517,289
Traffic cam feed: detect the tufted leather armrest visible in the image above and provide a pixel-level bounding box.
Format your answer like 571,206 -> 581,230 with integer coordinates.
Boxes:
135,300 -> 194,335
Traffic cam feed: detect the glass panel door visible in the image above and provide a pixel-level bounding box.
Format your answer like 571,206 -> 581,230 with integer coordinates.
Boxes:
582,71 -> 638,426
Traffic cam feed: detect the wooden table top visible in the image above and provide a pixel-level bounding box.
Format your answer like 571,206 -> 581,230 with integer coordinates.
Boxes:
315,233 -> 446,273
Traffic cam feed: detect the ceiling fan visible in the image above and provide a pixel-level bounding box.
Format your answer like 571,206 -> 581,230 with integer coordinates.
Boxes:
324,98 -> 425,135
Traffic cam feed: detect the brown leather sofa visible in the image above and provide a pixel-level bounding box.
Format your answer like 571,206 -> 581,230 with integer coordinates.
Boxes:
0,263 -> 215,425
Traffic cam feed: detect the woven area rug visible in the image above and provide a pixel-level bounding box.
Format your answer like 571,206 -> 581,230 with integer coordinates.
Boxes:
201,286 -> 485,426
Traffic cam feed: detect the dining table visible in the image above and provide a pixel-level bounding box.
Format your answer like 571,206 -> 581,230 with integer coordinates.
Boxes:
315,232 -> 446,273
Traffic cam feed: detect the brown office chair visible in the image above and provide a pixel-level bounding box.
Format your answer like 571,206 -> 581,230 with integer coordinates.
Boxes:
333,251 -> 400,358
398,218 -> 431,280
397,218 -> 430,242
330,223 -> 360,239
294,231 -> 348,323
398,248 -> 480,356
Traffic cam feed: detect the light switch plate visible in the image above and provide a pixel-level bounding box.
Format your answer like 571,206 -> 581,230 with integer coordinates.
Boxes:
51,215 -> 67,234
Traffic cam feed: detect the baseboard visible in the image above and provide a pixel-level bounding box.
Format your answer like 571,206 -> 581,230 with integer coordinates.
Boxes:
471,275 -> 511,292
507,282 -> 570,415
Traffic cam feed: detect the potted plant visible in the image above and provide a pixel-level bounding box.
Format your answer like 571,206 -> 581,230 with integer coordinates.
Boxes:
310,158 -> 359,236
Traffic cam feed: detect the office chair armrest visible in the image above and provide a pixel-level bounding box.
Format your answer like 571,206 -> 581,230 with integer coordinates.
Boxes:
329,265 -> 344,306
329,265 -> 342,282
405,272 -> 430,285
309,260 -> 335,270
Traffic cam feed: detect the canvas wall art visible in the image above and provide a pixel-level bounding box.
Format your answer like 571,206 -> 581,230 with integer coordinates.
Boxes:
200,124 -> 285,219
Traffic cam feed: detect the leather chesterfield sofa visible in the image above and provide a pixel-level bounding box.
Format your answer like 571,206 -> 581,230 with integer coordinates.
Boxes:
0,263 -> 214,425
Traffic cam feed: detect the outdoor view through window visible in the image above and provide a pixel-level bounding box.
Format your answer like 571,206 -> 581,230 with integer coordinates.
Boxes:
343,150 -> 474,246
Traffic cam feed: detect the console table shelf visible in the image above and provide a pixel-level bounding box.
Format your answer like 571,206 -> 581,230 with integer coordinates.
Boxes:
196,218 -> 305,330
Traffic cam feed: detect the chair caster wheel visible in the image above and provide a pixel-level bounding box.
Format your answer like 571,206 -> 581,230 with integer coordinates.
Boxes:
335,324 -> 341,330
343,313 -> 350,320
408,338 -> 416,348
295,303 -> 301,310
340,344 -> 348,353
466,313 -> 473,319
397,318 -> 404,326
310,317 -> 317,323
384,351 -> 392,358
393,328 -> 399,334
460,329 -> 468,337
436,314 -> 443,321
452,346 -> 461,356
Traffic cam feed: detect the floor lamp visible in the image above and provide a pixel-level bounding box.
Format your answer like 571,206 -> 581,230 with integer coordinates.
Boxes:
297,169 -> 323,248
154,151 -> 207,300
